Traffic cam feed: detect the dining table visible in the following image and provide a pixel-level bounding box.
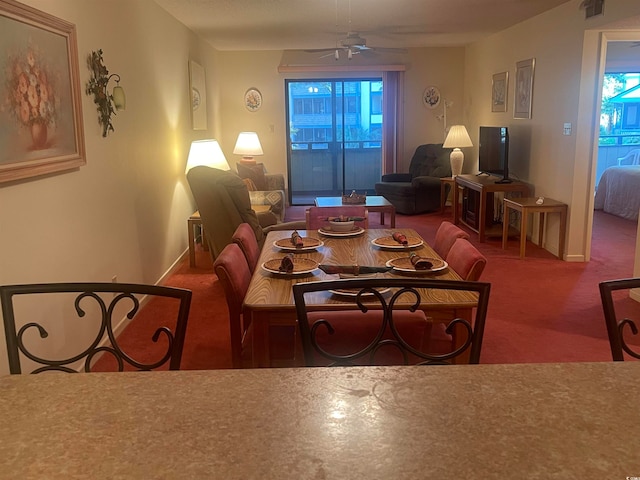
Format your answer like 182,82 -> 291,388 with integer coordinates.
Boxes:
1,362 -> 639,479
243,228 -> 477,367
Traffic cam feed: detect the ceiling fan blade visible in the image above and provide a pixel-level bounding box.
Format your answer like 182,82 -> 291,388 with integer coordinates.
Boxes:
304,48 -> 340,53
370,46 -> 409,54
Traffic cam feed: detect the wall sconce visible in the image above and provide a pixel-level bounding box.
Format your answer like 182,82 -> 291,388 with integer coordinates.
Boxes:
86,49 -> 126,137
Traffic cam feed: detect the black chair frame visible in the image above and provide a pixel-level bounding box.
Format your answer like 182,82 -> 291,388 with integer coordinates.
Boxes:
293,278 -> 490,366
0,282 -> 192,374
599,278 -> 640,361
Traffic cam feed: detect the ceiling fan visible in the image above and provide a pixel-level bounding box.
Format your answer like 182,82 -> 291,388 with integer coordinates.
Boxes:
305,31 -> 408,60
304,0 -> 408,60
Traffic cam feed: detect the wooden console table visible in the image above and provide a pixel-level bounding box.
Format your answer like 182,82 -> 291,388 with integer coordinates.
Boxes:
453,174 -> 531,242
502,197 -> 567,259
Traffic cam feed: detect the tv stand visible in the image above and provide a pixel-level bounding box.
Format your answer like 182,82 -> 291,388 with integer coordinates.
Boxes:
454,174 -> 531,242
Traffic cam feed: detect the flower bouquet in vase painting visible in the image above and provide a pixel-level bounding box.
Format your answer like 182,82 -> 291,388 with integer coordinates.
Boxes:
3,44 -> 59,150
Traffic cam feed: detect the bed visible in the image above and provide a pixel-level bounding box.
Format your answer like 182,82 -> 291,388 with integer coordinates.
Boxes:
594,165 -> 640,221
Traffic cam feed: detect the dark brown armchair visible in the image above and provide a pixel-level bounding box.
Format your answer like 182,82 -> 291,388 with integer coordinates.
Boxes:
375,144 -> 452,214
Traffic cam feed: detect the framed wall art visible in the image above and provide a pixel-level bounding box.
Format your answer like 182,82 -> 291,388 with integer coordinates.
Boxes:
514,58 -> 535,119
422,86 -> 441,109
0,0 -> 85,184
244,88 -> 262,112
189,60 -> 207,130
491,71 -> 508,113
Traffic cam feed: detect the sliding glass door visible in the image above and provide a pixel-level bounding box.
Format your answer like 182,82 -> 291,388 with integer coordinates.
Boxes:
286,79 -> 383,205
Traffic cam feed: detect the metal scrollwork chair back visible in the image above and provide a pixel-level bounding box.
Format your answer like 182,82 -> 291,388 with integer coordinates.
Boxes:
292,278 -> 490,367
599,278 -> 640,361
0,282 -> 192,374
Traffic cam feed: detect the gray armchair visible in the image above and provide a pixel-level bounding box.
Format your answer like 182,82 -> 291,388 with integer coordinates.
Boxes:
186,166 -> 305,259
375,144 -> 452,215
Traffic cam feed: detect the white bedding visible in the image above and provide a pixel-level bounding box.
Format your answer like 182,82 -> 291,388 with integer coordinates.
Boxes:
594,165 -> 640,221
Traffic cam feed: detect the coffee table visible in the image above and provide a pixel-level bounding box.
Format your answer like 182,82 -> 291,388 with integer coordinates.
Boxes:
315,195 -> 396,227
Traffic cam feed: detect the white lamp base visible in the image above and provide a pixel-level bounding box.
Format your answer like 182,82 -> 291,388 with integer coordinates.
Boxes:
450,148 -> 464,177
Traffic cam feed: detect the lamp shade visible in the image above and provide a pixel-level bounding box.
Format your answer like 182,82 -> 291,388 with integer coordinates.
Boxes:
185,139 -> 229,173
233,132 -> 263,164
443,125 -> 473,149
443,125 -> 473,177
112,85 -> 126,111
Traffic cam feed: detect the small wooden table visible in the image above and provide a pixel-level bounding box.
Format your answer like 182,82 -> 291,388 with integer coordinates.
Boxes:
187,211 -> 205,268
440,176 -> 456,215
502,197 -> 568,259
315,195 -> 396,227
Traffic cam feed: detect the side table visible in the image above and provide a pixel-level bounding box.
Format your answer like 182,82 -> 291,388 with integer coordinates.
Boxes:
187,211 -> 207,268
502,197 -> 567,259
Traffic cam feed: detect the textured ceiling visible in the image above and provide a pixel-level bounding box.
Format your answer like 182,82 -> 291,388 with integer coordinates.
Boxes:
153,0 -> 575,51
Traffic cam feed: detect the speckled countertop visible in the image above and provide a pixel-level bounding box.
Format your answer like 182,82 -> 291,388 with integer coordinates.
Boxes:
1,363 -> 639,479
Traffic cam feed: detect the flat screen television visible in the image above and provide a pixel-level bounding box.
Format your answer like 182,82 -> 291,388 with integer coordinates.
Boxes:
478,126 -> 511,183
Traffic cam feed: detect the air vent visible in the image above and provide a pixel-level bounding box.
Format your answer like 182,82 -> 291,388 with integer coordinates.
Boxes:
582,0 -> 604,19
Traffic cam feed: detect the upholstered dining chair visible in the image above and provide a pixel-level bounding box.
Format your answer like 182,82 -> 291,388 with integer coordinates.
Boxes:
599,277 -> 640,361
232,223 -> 261,273
292,277 -> 491,367
0,282 -> 192,374
433,221 -> 470,259
213,242 -> 253,368
445,238 -> 487,281
305,206 -> 369,230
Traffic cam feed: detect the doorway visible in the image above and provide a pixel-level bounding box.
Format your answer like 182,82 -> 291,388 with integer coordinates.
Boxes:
285,79 -> 383,205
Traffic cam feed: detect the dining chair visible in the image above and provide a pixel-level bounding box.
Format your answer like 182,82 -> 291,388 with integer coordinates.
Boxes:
445,237 -> 487,281
213,242 -> 253,368
292,277 -> 490,366
433,220 -> 470,259
305,206 -> 369,230
0,282 -> 192,374
599,277 -> 640,361
232,222 -> 261,273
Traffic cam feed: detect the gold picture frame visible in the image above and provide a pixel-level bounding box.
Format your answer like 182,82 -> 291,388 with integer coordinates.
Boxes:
0,0 -> 85,184
514,58 -> 535,119
491,71 -> 508,113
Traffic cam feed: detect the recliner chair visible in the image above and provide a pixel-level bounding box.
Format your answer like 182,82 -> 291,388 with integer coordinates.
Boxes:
186,166 -> 305,259
375,143 -> 452,214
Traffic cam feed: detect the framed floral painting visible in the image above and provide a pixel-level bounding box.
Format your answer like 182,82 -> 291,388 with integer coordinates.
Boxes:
0,0 -> 85,184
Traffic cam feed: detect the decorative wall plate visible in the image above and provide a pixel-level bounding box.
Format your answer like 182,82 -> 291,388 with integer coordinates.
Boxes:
244,88 -> 262,112
422,86 -> 441,109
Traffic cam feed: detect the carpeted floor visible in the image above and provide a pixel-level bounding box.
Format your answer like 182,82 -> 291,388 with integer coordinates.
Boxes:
101,207 -> 638,370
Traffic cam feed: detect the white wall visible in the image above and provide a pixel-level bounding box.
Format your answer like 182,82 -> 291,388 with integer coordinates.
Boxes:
0,0 -> 218,375
463,0 -> 640,260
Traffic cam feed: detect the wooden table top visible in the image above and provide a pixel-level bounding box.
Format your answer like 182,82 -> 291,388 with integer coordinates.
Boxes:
2,362 -> 639,479
244,228 -> 475,312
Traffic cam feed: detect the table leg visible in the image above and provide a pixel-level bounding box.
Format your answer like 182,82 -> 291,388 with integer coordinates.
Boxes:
380,211 -> 385,226
478,191 -> 487,242
502,205 -> 510,250
520,208 -> 528,258
538,212 -> 546,249
188,219 -> 197,268
558,208 -> 567,260
389,208 -> 396,228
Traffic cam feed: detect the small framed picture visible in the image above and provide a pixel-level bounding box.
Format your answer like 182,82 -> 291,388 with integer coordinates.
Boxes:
514,58 -> 535,119
189,60 -> 207,130
422,86 -> 441,109
244,88 -> 262,112
491,71 -> 508,113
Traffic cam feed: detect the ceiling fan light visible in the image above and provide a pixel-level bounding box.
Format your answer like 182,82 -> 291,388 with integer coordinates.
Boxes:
348,48 -> 353,60
334,49 -> 339,61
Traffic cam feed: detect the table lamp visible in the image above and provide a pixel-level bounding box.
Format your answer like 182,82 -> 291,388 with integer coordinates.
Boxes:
233,132 -> 263,165
185,139 -> 230,173
443,125 -> 473,177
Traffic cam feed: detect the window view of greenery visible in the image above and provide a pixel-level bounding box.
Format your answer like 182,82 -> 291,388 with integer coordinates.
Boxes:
600,72 -> 640,146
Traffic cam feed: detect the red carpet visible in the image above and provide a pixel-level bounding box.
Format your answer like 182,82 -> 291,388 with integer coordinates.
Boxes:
102,208 -> 638,369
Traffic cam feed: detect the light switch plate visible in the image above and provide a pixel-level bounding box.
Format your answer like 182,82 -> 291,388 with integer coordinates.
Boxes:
563,123 -> 572,136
